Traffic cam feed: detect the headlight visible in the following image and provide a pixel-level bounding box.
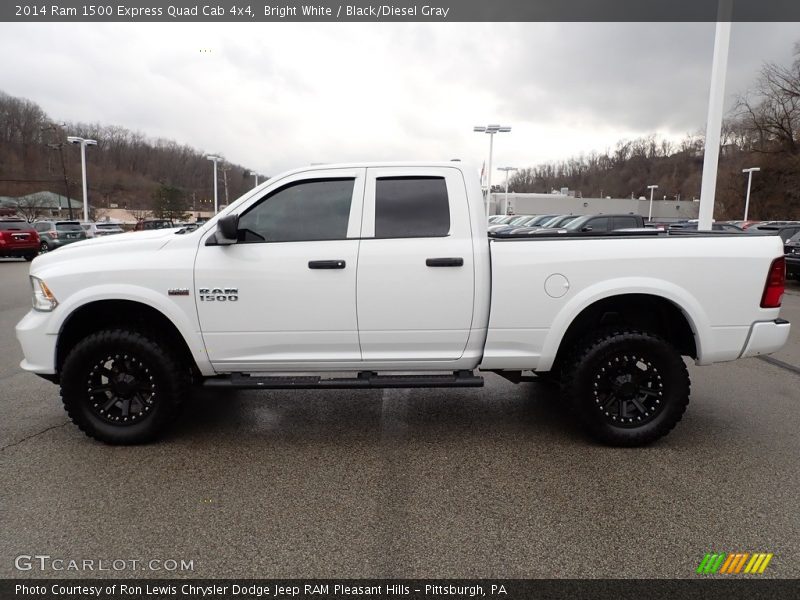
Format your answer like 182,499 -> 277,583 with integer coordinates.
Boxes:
30,276 -> 58,311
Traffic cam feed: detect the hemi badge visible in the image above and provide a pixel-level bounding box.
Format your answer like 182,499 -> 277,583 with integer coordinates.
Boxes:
168,288 -> 190,296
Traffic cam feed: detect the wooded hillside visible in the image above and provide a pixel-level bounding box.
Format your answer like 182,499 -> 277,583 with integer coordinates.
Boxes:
506,43 -> 800,220
0,93 -> 261,216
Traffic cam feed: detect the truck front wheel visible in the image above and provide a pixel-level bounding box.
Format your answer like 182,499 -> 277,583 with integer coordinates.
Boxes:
60,329 -> 189,444
561,329 -> 690,446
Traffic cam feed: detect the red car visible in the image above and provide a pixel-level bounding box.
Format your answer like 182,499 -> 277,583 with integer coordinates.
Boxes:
0,219 -> 40,261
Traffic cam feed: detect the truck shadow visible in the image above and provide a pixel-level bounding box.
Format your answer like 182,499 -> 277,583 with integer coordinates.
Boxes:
167,376 -> 587,447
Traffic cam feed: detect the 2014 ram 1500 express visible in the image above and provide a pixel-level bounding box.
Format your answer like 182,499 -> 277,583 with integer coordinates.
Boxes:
15,162 -> 791,446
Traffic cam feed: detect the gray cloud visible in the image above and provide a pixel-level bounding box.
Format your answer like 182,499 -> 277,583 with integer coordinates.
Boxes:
0,22 -> 796,178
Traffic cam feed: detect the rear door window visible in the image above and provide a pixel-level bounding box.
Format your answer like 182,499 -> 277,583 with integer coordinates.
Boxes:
587,217 -> 609,232
374,176 -> 450,238
613,216 -> 638,230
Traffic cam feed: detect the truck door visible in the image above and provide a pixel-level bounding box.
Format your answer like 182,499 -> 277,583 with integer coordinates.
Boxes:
356,166 -> 475,361
194,168 -> 365,371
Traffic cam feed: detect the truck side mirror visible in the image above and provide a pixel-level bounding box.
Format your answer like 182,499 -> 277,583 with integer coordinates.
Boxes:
215,214 -> 239,245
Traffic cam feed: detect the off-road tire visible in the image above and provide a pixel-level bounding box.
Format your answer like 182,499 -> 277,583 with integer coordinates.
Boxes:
60,329 -> 189,444
560,328 -> 690,446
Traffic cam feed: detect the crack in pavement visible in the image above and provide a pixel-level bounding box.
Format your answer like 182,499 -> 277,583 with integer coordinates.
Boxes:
0,421 -> 70,452
757,354 -> 800,377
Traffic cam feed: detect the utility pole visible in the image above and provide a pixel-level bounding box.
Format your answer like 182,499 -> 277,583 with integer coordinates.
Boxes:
498,167 -> 517,215
474,124 -> 512,218
742,167 -> 760,221
67,136 -> 98,222
49,144 -> 74,220
206,155 -> 221,213
647,185 -> 658,222
41,123 -> 74,220
221,165 -> 230,207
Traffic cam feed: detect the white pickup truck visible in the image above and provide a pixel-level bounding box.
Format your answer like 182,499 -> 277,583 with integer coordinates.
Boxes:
16,162 -> 790,446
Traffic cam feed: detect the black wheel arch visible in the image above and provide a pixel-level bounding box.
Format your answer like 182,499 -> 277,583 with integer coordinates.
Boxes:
552,293 -> 697,374
55,300 -> 200,381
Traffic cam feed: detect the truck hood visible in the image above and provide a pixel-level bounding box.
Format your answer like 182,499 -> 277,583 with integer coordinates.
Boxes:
30,228 -> 183,272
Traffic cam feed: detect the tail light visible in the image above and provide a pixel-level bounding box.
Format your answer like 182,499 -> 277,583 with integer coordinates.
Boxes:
50,230 -> 58,238
761,257 -> 786,308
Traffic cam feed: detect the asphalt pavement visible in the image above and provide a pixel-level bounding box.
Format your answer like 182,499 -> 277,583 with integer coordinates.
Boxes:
1,258 -> 798,579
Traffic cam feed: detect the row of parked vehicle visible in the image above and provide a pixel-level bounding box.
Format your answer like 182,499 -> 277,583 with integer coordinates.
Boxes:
0,217 -> 196,261
488,213 -> 646,235
488,213 -> 800,280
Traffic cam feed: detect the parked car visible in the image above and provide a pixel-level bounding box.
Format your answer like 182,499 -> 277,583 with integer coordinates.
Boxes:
16,161 -> 789,447
81,222 -> 125,238
487,214 -> 534,232
747,223 -> 800,245
134,219 -> 175,231
490,214 -> 560,234
785,231 -> 800,280
563,214 -> 645,232
0,219 -> 40,261
540,214 -> 580,229
669,222 -> 743,232
33,220 -> 87,253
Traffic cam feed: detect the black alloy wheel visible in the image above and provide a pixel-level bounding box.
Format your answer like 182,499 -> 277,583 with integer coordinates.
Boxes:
561,328 -> 690,446
60,329 -> 189,444
86,353 -> 157,425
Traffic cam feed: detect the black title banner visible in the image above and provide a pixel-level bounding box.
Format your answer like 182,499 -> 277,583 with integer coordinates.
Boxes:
3,579 -> 800,600
3,0 -> 800,23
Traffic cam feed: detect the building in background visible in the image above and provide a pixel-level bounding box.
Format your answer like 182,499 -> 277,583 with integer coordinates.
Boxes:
490,192 -> 700,222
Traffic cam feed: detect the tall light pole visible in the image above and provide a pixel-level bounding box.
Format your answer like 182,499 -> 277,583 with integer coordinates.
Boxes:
498,166 -> 517,215
742,167 -> 760,221
474,124 -> 511,217
647,184 -> 658,222
66,136 -> 97,222
206,155 -> 221,214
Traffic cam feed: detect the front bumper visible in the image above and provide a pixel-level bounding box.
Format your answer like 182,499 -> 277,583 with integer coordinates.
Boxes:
740,318 -> 791,358
15,309 -> 57,374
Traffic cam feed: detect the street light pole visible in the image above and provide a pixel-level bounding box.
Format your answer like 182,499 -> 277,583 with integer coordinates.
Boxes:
647,185 -> 658,222
474,124 -> 511,218
206,155 -> 221,214
742,167 -> 760,221
66,136 -> 97,222
498,166 -> 517,215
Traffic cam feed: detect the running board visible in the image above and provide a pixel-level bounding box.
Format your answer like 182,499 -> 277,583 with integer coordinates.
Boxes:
203,370 -> 484,390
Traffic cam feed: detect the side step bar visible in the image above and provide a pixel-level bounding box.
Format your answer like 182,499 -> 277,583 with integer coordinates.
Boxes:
203,370 -> 484,390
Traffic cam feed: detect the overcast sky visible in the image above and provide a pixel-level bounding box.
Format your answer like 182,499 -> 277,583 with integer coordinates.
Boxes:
0,22 -> 797,180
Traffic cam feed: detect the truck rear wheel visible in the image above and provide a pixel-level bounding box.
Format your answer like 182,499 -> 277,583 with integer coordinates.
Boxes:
60,329 -> 189,444
561,329 -> 690,446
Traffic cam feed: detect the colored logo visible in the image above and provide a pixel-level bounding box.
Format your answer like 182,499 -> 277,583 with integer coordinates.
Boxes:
697,552 -> 774,574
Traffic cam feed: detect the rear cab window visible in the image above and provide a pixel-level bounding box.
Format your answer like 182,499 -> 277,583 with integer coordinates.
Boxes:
56,222 -> 82,231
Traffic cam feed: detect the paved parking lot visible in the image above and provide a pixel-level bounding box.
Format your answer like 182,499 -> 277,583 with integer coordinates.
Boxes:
1,258 -> 798,579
